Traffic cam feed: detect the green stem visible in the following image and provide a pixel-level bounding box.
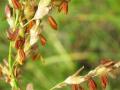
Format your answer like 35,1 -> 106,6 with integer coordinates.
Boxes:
8,42 -> 12,73
8,42 -> 19,90
15,10 -> 19,26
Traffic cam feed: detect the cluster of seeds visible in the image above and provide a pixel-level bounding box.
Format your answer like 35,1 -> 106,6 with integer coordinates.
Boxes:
0,0 -> 70,89
71,75 -> 108,90
51,59 -> 120,90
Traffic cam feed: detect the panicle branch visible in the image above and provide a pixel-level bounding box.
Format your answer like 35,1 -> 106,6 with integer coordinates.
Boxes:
50,60 -> 120,90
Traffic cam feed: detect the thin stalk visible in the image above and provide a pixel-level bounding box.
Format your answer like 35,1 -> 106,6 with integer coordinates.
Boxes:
15,10 -> 19,27
8,42 -> 12,73
8,42 -> 19,90
22,18 -> 34,27
7,1 -> 20,89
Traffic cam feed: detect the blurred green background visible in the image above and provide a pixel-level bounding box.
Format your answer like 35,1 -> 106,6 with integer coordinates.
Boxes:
0,0 -> 120,90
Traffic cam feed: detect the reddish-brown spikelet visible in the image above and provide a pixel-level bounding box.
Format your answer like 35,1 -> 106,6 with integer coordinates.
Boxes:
101,75 -> 108,89
71,84 -> 84,90
26,21 -> 35,33
48,16 -> 58,30
100,59 -> 112,65
71,84 -> 79,90
12,0 -> 21,9
59,1 -> 68,14
7,29 -> 19,41
88,78 -> 97,90
18,48 -> 26,65
15,37 -> 25,49
28,21 -> 35,29
32,54 -> 40,61
5,5 -> 11,18
39,34 -> 47,46
100,59 -> 115,68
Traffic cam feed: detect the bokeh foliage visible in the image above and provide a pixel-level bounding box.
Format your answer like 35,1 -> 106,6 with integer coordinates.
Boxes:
0,0 -> 120,90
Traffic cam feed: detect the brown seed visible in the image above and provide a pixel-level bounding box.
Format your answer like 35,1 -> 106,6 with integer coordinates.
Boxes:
32,53 -> 40,61
15,37 -> 25,49
7,29 -> 19,41
12,29 -> 19,39
26,21 -> 35,33
71,84 -> 78,90
100,59 -> 115,68
71,84 -> 83,90
59,1 -> 68,14
88,78 -> 97,90
100,59 -> 112,65
5,5 -> 11,18
18,48 -> 26,65
39,34 -> 47,46
12,0 -> 21,9
101,75 -> 108,89
48,16 -> 58,30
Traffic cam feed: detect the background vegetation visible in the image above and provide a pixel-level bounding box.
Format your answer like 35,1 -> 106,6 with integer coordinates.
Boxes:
0,0 -> 120,90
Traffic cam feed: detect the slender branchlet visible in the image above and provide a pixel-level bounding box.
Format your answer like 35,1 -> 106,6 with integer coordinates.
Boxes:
50,60 -> 120,90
